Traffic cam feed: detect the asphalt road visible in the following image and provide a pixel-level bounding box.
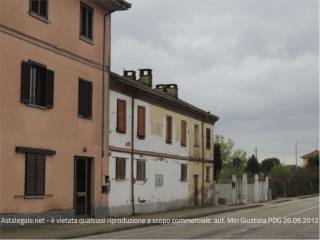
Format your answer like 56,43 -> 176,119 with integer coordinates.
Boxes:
85,196 -> 319,239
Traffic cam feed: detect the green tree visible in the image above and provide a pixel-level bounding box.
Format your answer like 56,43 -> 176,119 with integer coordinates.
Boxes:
214,135 -> 234,163
214,143 -> 222,181
270,164 -> 290,180
246,155 -> 260,177
261,158 -> 280,175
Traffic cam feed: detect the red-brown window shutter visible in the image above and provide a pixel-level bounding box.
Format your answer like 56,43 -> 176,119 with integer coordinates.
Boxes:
206,128 -> 211,149
181,120 -> 187,146
137,106 -> 146,139
117,99 -> 126,133
166,116 -> 172,143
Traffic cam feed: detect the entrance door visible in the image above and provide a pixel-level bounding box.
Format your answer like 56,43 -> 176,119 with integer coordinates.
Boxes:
74,157 -> 91,216
194,175 -> 199,206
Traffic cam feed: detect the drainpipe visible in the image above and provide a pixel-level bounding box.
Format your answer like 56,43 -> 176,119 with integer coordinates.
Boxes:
201,120 -> 204,207
131,96 -> 135,215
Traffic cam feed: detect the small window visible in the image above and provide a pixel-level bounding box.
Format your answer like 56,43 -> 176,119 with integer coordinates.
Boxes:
206,128 -> 211,149
194,124 -> 200,147
155,174 -> 164,187
116,158 -> 126,180
30,0 -> 48,19
166,116 -> 172,144
21,61 -> 54,109
136,160 -> 146,180
181,120 -> 187,147
117,99 -> 126,133
78,79 -> 92,119
206,166 -> 211,182
80,2 -> 93,41
25,153 -> 46,196
181,164 -> 187,181
137,106 -> 146,139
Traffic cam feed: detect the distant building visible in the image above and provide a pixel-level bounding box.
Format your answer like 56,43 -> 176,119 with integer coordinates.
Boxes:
301,150 -> 319,167
108,70 -> 219,216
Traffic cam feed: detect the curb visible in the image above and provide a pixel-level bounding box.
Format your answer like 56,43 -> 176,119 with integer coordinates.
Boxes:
63,204 -> 263,239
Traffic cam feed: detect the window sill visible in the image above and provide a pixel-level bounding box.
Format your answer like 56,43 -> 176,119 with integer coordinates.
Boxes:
80,35 -> 94,45
113,178 -> 129,181
14,194 -> 53,199
78,114 -> 93,120
137,136 -> 145,140
116,130 -> 126,134
166,141 -> 172,145
180,179 -> 187,182
25,103 -> 48,110
29,11 -> 49,24
181,144 -> 186,147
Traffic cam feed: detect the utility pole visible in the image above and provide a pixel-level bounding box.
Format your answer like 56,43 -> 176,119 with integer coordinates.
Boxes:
295,142 -> 298,169
255,146 -> 258,159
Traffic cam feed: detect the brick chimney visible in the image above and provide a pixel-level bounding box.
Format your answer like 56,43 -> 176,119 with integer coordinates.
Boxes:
138,69 -> 152,87
123,70 -> 136,81
155,84 -> 178,98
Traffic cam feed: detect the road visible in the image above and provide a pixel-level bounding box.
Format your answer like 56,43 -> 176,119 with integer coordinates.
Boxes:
85,196 -> 319,239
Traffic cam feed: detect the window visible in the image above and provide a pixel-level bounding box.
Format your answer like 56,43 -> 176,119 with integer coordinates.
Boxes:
78,79 -> 92,119
181,164 -> 187,181
194,124 -> 200,147
116,158 -> 126,180
206,166 -> 211,182
136,160 -> 146,180
117,99 -> 126,133
21,61 -> 54,109
30,0 -> 48,20
155,174 -> 164,187
25,153 -> 46,197
166,115 -> 172,144
137,106 -> 146,139
206,128 -> 211,149
80,2 -> 93,41
181,120 -> 187,147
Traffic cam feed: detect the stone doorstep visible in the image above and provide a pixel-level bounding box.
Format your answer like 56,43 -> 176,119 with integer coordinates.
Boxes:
0,204 -> 263,239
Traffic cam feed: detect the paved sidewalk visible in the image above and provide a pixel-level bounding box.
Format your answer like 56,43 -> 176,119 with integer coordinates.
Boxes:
0,203 -> 262,239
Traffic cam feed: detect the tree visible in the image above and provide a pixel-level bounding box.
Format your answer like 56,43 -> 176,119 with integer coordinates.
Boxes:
246,155 -> 260,177
270,164 -> 290,180
214,135 -> 234,163
307,156 -> 319,168
214,144 -> 222,181
261,158 -> 280,175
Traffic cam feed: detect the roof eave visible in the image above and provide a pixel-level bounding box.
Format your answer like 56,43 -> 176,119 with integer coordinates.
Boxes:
93,0 -> 131,13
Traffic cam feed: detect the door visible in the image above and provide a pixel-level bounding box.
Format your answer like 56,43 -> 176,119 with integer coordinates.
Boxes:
194,175 -> 199,206
74,157 -> 91,216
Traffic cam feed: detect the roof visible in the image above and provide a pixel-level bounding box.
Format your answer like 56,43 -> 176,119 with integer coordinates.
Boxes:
301,150 -> 319,159
110,72 -> 219,124
93,0 -> 131,12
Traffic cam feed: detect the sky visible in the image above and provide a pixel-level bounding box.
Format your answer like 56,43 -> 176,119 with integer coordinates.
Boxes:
111,0 -> 319,166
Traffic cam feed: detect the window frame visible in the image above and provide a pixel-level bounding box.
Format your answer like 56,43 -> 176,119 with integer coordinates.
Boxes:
24,153 -> 46,198
136,159 -> 146,181
80,1 -> 94,43
166,115 -> 173,144
115,158 -> 126,180
78,78 -> 93,120
180,164 -> 187,181
29,0 -> 49,22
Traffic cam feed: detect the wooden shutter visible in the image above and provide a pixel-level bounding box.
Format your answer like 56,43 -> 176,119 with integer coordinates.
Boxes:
21,61 -> 30,103
181,164 -> 187,181
137,160 -> 145,180
137,106 -> 146,139
117,99 -> 126,133
206,128 -> 211,149
181,120 -> 187,146
166,116 -> 172,143
78,79 -> 92,118
25,153 -> 45,196
116,158 -> 126,179
45,69 -> 54,108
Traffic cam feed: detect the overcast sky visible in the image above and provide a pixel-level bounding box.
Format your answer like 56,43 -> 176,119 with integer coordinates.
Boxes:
111,0 -> 319,165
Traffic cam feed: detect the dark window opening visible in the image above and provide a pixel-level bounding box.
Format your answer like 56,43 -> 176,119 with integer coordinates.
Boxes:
206,128 -> 211,149
30,0 -> 48,19
116,158 -> 126,180
181,164 -> 187,181
136,160 -> 146,180
78,79 -> 92,119
25,153 -> 46,196
21,61 -> 54,109
166,116 -> 172,144
181,120 -> 187,147
80,2 -> 93,41
206,166 -> 211,182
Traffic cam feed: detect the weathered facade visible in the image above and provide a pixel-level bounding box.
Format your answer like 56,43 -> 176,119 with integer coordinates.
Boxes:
0,0 -> 130,217
108,70 -> 219,216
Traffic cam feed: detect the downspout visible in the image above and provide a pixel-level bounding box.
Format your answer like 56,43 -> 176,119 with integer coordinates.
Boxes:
131,96 -> 135,215
201,120 -> 204,207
